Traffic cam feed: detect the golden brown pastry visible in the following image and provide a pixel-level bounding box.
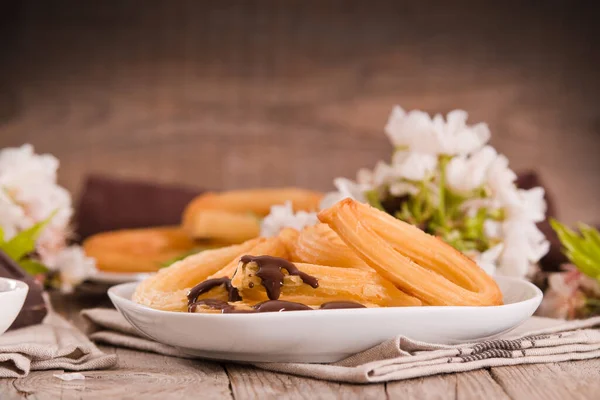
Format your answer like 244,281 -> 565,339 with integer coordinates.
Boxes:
230,256 -> 421,307
83,226 -> 201,273
318,199 -> 503,306
133,237 -> 287,311
181,188 -> 322,244
293,223 -> 372,271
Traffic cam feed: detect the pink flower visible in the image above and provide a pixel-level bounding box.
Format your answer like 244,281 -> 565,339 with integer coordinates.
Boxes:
537,265 -> 600,319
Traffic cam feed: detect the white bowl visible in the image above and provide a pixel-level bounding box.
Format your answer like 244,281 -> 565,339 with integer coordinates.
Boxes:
0,278 -> 29,335
108,276 -> 542,363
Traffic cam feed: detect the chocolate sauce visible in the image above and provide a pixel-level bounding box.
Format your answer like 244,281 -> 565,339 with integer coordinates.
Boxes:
240,255 -> 319,300
319,301 -> 366,309
187,277 -> 241,307
189,299 -> 255,313
254,300 -> 313,312
189,299 -> 313,313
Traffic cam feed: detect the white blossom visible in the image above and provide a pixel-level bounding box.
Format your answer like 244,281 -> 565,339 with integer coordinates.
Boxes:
385,106 -> 490,156
470,243 -> 504,275
319,177 -> 368,210
445,146 -> 498,193
356,162 -> 393,188
391,152 -> 438,181
0,144 -> 73,257
0,144 -> 92,292
260,201 -> 318,237
497,219 -> 550,277
50,246 -> 97,293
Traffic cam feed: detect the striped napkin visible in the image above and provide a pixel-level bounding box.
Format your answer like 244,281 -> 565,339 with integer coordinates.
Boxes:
81,309 -> 600,383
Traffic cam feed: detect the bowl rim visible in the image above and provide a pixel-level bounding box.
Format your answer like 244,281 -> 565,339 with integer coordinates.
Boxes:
0,277 -> 29,295
108,276 -> 543,318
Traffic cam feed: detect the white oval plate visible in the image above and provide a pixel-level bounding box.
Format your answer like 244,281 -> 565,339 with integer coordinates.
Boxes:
108,276 -> 542,363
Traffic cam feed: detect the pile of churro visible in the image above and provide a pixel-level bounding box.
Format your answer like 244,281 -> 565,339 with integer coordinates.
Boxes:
83,188 -> 322,274
133,198 -> 503,313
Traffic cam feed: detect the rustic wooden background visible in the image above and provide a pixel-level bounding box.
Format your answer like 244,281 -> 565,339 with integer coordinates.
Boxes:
1,0 -> 598,224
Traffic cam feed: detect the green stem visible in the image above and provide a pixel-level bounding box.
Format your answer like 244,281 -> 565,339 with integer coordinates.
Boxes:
438,156 -> 450,228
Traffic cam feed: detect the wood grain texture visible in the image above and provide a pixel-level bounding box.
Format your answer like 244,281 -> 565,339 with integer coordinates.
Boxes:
226,364 -> 385,400
0,0 -> 598,224
490,360 -> 600,400
385,370 -> 509,400
9,346 -> 233,400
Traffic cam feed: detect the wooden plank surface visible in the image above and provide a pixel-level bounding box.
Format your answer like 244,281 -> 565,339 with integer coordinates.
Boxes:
0,0 -> 598,224
1,291 -> 599,399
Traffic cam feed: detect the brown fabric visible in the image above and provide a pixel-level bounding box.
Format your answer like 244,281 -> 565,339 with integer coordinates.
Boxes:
0,311 -> 117,378
81,308 -> 600,383
0,250 -> 48,330
74,175 -> 201,240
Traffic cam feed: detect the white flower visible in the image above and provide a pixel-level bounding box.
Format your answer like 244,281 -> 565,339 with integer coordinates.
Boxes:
431,110 -> 491,156
260,201 -> 318,237
504,187 -> 547,223
497,219 -> 550,277
50,246 -> 97,293
391,152 -> 438,181
385,106 -> 438,153
470,243 -> 504,275
0,144 -> 73,257
319,177 -> 368,209
0,189 -> 26,240
385,106 -> 490,156
356,162 -> 393,188
486,154 -> 520,206
445,146 -> 498,193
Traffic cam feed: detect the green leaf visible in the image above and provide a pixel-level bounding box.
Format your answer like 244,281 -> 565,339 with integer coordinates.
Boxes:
579,223 -> 600,248
0,211 -> 56,261
18,259 -> 49,275
0,226 -> 4,243
551,218 -> 600,281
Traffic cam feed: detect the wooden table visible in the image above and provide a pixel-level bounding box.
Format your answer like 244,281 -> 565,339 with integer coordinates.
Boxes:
1,290 -> 599,400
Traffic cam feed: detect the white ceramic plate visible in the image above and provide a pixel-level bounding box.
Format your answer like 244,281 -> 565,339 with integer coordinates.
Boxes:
108,276 -> 542,363
88,271 -> 154,285
0,278 -> 29,335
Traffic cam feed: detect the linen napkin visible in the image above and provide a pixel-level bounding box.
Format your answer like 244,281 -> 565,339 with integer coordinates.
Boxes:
81,308 -> 600,383
0,311 -> 117,378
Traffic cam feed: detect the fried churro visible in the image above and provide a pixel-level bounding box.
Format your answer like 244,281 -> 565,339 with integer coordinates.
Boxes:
230,256 -> 421,307
182,188 -> 322,243
318,199 -> 503,306
83,227 -> 200,273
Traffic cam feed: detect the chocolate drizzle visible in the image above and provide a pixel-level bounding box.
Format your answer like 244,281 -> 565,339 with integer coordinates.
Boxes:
187,277 -> 241,311
186,255 -> 365,314
319,301 -> 366,310
240,255 -> 319,300
189,299 -> 314,313
254,300 -> 313,312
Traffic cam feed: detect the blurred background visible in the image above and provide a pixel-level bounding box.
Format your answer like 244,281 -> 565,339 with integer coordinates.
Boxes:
0,0 -> 598,224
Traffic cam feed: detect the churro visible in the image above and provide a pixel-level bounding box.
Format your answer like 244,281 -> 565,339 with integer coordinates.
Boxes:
83,227 -> 200,273
293,224 -> 371,270
318,199 -> 503,306
230,256 -> 421,307
182,188 -> 322,243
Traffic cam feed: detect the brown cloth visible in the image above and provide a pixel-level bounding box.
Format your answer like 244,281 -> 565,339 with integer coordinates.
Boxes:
74,175 -> 201,240
81,308 -> 600,383
0,250 -> 48,330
